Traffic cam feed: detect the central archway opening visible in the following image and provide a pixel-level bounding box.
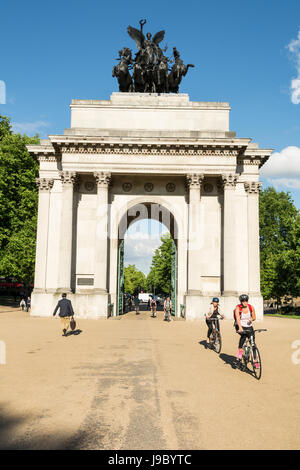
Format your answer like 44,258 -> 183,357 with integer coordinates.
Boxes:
117,202 -> 178,317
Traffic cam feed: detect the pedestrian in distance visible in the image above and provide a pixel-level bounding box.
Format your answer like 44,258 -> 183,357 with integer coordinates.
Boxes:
150,296 -> 157,317
20,298 -> 26,311
163,296 -> 172,322
26,296 -> 31,312
134,296 -> 140,315
53,293 -> 75,337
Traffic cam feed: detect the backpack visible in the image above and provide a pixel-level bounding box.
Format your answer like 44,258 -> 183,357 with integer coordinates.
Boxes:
233,304 -> 253,323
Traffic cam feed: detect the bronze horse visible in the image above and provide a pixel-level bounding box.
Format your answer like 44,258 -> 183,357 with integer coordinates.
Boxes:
112,48 -> 133,92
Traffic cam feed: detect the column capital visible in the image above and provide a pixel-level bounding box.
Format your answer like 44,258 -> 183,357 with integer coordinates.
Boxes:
94,171 -> 112,189
186,173 -> 204,189
244,181 -> 262,194
221,173 -> 238,189
59,171 -> 77,187
36,178 -> 54,191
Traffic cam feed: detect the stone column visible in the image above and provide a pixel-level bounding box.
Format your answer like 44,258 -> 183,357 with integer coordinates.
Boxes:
34,178 -> 54,292
94,171 -> 111,293
222,174 -> 238,295
244,181 -> 262,295
186,174 -> 204,293
57,171 -> 77,293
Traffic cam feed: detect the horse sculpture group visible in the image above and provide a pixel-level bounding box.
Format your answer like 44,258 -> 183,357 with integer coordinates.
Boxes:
112,20 -> 194,94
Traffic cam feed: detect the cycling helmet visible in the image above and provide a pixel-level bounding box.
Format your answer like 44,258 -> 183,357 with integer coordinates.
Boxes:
239,294 -> 249,302
212,297 -> 219,303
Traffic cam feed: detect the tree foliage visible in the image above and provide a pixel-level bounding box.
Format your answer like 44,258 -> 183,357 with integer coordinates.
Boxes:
124,264 -> 146,295
0,115 -> 39,285
146,233 -> 173,294
259,187 -> 300,300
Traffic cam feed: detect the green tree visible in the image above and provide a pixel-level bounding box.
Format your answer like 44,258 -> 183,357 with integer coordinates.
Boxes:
259,187 -> 300,302
124,264 -> 146,295
0,115 -> 39,286
146,233 -> 173,294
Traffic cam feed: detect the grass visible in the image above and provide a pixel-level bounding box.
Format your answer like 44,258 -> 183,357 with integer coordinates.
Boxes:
265,313 -> 300,319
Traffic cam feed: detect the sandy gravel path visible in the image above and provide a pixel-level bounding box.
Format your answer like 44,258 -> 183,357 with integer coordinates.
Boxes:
0,305 -> 299,449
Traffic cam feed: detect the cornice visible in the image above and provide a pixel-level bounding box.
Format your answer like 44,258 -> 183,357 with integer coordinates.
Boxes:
52,141 -> 245,157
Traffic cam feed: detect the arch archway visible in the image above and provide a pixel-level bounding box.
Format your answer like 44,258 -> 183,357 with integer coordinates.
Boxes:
116,202 -> 179,316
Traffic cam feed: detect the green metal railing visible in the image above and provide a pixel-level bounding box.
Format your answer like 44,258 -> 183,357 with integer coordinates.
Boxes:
108,303 -> 114,317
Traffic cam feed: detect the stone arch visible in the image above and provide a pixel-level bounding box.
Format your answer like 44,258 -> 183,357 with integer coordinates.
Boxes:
114,198 -> 183,317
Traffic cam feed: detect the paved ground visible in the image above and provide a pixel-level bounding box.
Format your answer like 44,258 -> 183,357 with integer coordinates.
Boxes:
0,303 -> 300,450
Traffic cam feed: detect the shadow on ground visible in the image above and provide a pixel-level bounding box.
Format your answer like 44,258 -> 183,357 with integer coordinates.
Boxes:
0,296 -> 20,310
65,329 -> 83,337
0,404 -> 84,450
219,353 -> 240,369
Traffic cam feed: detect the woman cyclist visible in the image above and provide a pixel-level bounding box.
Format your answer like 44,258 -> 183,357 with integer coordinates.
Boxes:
234,294 -> 259,368
205,297 -> 225,346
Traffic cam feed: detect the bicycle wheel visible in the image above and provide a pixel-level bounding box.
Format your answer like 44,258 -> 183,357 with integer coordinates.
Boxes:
213,332 -> 222,354
250,346 -> 262,380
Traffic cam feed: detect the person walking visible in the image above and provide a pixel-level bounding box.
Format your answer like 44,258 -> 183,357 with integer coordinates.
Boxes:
150,296 -> 157,318
53,293 -> 75,337
163,296 -> 172,322
20,298 -> 26,311
26,296 -> 31,312
134,296 -> 140,315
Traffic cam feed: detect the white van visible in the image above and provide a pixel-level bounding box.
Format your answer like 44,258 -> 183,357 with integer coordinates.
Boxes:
138,293 -> 152,303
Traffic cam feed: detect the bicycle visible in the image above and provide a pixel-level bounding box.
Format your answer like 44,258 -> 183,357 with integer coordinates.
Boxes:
237,328 -> 267,380
206,315 -> 223,354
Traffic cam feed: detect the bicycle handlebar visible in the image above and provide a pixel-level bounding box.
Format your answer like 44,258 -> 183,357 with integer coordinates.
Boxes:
236,328 -> 267,335
205,316 -> 224,321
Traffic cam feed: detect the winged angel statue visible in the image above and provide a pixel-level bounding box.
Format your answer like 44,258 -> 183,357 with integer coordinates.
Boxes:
112,19 -> 194,93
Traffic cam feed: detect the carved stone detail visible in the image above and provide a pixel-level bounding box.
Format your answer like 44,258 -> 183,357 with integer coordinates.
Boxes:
59,171 -> 77,187
166,182 -> 176,192
144,182 -> 154,192
36,178 -> 54,191
122,182 -> 132,192
221,174 -> 238,189
186,174 -> 204,189
244,181 -> 262,194
60,143 -> 241,157
237,158 -> 261,166
94,171 -> 112,188
203,183 -> 213,193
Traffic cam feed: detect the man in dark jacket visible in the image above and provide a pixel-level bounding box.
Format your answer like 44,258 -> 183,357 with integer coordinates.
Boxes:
53,293 -> 74,336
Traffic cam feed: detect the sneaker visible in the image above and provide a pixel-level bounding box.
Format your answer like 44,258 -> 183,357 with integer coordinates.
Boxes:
62,329 -> 67,336
254,362 -> 260,369
237,350 -> 243,360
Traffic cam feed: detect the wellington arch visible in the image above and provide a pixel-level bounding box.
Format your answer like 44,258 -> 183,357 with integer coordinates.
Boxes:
27,92 -> 272,320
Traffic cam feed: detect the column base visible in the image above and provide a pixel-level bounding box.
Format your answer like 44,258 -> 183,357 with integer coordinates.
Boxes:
31,291 -> 109,318
184,293 -> 264,320
55,288 -> 73,294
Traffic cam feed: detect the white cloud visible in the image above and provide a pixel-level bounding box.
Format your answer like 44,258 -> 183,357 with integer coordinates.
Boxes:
267,178 -> 300,190
260,146 -> 300,179
12,120 -> 49,136
287,31 -> 300,104
124,223 -> 169,274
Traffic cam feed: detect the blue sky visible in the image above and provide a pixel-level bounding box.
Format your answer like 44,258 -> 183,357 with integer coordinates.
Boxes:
1,0 -> 300,272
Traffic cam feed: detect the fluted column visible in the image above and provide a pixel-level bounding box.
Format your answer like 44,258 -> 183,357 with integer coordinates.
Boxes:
245,181 -> 262,295
222,174 -> 238,295
186,174 -> 204,293
34,178 -> 54,292
57,171 -> 77,293
94,171 -> 111,293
